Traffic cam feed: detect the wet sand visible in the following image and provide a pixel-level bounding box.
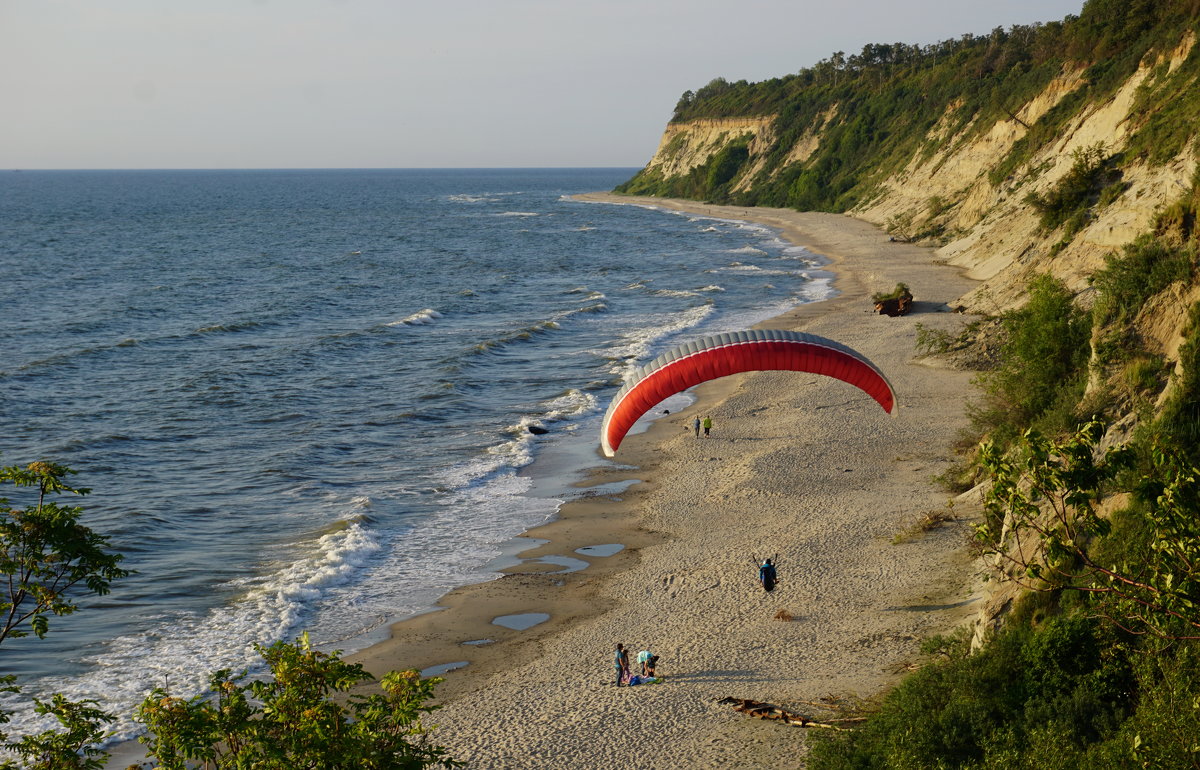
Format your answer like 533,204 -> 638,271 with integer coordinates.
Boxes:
347,195 -> 984,769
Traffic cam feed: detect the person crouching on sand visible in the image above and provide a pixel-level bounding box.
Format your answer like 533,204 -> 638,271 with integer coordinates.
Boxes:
614,643 -> 630,686
636,648 -> 653,677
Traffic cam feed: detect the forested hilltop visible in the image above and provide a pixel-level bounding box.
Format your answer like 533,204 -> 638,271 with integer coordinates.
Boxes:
622,1 -> 1200,767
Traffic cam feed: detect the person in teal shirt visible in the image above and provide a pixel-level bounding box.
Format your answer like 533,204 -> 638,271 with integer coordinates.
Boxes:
614,643 -> 630,686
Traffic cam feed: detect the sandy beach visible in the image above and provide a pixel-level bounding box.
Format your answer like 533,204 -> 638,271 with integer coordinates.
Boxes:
348,195 -> 984,769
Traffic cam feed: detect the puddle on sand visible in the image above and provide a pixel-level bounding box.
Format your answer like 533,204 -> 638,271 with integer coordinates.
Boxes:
492,612 -> 550,631
526,554 -> 591,573
575,543 -> 625,557
421,661 -> 469,677
462,638 -> 495,646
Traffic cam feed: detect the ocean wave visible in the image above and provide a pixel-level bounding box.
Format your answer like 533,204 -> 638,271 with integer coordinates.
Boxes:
717,263 -> 799,277
468,319 -> 563,355
302,469 -> 561,650
194,320 -> 265,335
649,289 -> 698,298
559,302 -> 608,318
697,284 -> 726,292
490,388 -> 600,466
1,519 -> 383,744
735,222 -> 775,237
496,211 -> 539,217
602,302 -> 716,381
6,333 -> 184,377
542,388 -> 599,421
727,246 -> 767,255
563,287 -> 605,300
388,309 -> 443,326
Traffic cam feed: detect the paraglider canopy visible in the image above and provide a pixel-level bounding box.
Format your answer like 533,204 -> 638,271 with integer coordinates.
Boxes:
599,329 -> 895,457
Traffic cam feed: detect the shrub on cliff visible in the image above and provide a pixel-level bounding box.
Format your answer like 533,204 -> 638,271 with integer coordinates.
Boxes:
809,420 -> 1200,769
969,275 -> 1089,445
1024,144 -> 1122,235
807,612 -> 1138,769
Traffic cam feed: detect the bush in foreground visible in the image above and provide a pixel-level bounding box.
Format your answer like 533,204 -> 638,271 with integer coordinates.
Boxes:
133,633 -> 458,770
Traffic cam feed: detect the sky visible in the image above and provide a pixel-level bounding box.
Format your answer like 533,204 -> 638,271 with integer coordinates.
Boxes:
1,0 -> 1087,169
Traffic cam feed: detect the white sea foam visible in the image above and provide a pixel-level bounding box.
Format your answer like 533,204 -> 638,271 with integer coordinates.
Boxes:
303,468 -> 561,654
266,386 -> 604,660
496,211 -> 539,217
389,309 -> 443,326
603,303 -> 716,382
2,520 -> 384,744
717,264 -> 800,277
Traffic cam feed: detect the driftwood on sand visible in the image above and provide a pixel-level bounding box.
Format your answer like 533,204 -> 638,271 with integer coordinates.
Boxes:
716,697 -> 860,730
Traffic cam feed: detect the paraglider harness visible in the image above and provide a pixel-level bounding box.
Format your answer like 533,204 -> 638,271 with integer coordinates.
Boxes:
753,554 -> 779,592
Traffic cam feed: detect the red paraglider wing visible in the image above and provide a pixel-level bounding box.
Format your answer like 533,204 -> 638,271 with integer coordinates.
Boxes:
599,330 -> 895,457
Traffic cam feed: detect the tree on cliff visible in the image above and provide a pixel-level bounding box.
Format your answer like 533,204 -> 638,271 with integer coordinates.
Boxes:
977,421 -> 1200,639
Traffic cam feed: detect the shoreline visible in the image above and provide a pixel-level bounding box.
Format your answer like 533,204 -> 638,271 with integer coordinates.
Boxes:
347,195 -> 984,768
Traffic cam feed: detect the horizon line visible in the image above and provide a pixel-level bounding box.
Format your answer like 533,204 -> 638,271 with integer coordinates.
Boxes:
5,165 -> 643,173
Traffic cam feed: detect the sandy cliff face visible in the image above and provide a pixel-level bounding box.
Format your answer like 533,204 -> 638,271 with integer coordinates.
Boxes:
643,117 -> 776,191
644,32 -> 1198,327
858,39 -> 1197,313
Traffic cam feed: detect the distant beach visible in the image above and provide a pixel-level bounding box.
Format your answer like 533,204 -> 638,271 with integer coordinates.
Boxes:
349,195 -> 985,769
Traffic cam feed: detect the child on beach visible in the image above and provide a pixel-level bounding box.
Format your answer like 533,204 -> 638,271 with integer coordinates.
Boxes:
614,643 -> 630,686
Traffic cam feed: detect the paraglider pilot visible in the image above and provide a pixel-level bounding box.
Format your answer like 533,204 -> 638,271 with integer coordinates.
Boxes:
758,557 -> 778,592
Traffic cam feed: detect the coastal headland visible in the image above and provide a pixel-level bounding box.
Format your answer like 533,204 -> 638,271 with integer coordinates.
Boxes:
348,194 -> 985,769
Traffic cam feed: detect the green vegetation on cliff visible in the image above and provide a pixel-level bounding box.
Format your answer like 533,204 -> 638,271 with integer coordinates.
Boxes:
809,182 -> 1200,770
617,0 -> 1200,210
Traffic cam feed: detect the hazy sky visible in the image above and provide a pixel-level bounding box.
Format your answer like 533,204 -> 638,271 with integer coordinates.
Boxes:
2,0 -> 1086,169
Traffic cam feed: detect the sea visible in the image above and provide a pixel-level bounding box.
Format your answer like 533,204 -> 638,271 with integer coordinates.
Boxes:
0,168 -> 832,742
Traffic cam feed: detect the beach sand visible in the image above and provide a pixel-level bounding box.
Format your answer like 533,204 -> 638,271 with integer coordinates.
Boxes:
347,196 -> 984,769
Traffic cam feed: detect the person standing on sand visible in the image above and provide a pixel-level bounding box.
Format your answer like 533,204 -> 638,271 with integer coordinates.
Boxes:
759,558 -> 778,592
693,416 -> 701,437
702,416 -> 713,437
614,643 -> 630,686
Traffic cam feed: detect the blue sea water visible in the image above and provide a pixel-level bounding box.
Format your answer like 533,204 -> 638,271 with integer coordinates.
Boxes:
0,168 -> 831,740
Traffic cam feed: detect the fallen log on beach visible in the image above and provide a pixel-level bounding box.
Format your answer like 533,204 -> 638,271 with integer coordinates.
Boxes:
715,697 -> 850,730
